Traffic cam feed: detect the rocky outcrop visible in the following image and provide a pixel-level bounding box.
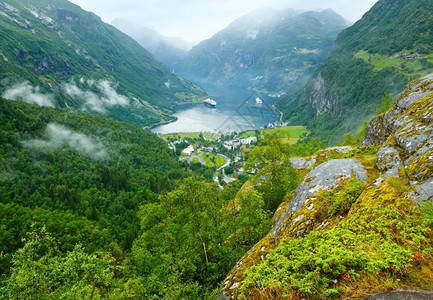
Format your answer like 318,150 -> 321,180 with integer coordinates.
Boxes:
308,72 -> 338,115
289,157 -> 316,170
364,289 -> 433,300
272,158 -> 367,237
220,152 -> 370,299
220,73 -> 433,299
362,72 -> 433,198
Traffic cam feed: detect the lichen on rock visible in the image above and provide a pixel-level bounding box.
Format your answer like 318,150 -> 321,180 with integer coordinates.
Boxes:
272,158 -> 367,237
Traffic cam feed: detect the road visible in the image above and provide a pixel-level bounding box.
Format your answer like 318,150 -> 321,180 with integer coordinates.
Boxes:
187,154 -> 207,167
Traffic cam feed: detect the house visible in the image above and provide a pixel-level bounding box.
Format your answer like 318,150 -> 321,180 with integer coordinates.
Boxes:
240,136 -> 257,145
181,145 -> 195,156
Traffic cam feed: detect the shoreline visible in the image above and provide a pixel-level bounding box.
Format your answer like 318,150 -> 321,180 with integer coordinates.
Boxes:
147,101 -> 206,131
145,116 -> 178,131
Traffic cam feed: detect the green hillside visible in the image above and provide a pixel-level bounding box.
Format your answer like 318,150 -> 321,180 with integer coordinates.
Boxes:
0,98 -> 183,269
276,0 -> 433,144
0,0 -> 206,127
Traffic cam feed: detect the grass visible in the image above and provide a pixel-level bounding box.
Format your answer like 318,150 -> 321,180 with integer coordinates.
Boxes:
354,50 -> 433,78
239,126 -> 309,145
161,132 -> 221,141
199,152 -> 226,168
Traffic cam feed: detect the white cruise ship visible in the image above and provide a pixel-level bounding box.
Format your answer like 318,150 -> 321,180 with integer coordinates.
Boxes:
204,98 -> 217,107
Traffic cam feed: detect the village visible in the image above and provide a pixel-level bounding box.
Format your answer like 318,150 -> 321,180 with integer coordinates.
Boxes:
172,135 -> 258,186
159,124 -> 309,186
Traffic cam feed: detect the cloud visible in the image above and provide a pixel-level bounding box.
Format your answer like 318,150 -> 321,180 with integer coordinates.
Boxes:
2,81 -> 55,107
25,123 -> 107,160
64,78 -> 129,114
70,0 -> 377,42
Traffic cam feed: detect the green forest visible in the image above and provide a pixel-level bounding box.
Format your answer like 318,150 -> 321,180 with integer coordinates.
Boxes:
0,99 -> 300,298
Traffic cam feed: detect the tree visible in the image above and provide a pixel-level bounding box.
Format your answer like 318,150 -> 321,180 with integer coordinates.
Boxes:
375,92 -> 395,115
0,226 -> 127,300
245,134 -> 297,211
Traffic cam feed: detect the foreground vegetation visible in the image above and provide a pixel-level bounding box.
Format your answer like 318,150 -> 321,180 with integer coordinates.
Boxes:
242,177 -> 433,298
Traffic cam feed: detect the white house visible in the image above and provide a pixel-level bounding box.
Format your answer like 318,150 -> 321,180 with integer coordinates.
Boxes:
181,145 -> 195,156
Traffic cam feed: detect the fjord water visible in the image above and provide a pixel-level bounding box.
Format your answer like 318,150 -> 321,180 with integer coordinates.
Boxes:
151,87 -> 278,134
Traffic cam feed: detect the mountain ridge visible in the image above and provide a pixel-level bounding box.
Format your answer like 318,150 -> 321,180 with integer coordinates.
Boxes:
111,18 -> 194,68
0,0 -> 206,127
174,8 -> 349,99
276,0 -> 433,143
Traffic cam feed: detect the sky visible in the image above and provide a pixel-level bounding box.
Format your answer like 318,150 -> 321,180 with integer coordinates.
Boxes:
68,0 -> 378,43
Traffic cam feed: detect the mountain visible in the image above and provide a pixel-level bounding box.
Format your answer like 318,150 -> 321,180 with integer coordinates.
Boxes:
175,8 -> 349,98
111,18 -> 193,69
276,0 -> 433,144
220,72 -> 433,299
0,0 -> 206,127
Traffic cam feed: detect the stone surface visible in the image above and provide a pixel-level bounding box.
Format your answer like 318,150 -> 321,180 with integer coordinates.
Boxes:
360,114 -> 389,147
394,120 -> 432,156
271,158 -> 367,237
289,157 -> 316,170
410,177 -> 433,201
395,91 -> 432,111
376,146 -> 403,179
326,146 -> 354,153
362,73 -> 433,148
363,290 -> 433,300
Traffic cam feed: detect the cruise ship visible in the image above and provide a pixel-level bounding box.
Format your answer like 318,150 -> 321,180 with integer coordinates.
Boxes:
204,98 -> 217,108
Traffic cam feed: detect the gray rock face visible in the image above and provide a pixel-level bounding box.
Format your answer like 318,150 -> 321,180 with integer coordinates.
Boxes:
362,72 -> 433,184
309,72 -> 337,115
362,73 -> 433,148
395,91 -> 431,111
376,146 -> 403,179
406,73 -> 433,92
410,177 -> 433,201
289,157 -> 316,170
394,120 -> 432,156
326,146 -> 354,153
271,158 -> 367,237
364,290 -> 433,300
360,114 -> 390,147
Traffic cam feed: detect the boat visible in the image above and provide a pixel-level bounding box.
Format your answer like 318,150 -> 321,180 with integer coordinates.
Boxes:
255,97 -> 263,104
204,98 -> 217,108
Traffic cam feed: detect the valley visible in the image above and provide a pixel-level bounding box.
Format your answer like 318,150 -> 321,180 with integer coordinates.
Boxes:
1,0 -> 433,299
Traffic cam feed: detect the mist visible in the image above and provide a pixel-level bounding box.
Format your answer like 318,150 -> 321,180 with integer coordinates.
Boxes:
69,0 -> 378,42
25,123 -> 107,160
64,78 -> 129,114
2,82 -> 55,107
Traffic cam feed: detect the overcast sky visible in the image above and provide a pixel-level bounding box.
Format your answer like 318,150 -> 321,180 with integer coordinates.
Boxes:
69,0 -> 378,43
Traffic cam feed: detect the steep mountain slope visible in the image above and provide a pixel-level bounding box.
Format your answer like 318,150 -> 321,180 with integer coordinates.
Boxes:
0,0 -> 206,127
111,18 -> 192,69
0,97 -> 183,268
176,8 -> 349,98
220,73 -> 433,299
276,0 -> 433,143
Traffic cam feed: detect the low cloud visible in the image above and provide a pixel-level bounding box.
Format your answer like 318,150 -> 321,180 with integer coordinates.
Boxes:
25,123 -> 107,160
64,78 -> 129,113
2,81 -> 55,107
